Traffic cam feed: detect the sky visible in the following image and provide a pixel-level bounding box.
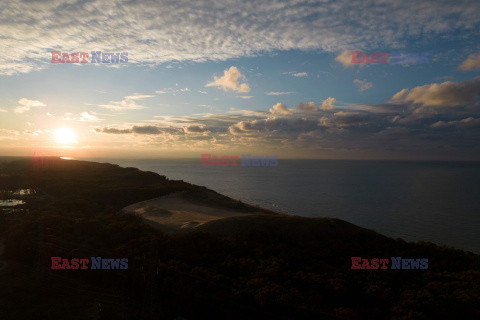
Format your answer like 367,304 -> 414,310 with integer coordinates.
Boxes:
1,0 -> 480,160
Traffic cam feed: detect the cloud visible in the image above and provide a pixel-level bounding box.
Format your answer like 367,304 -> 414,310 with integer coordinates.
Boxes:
78,112 -> 101,122
320,97 -> 336,110
458,52 -> 480,71
63,112 -> 101,122
431,117 -> 480,129
97,125 -> 183,135
292,72 -> 308,77
96,127 -> 132,134
132,125 -> 162,134
377,126 -> 413,138
183,124 -> 208,133
236,96 -> 253,99
206,66 -> 250,93
296,102 -> 318,112
23,129 -> 43,136
333,111 -> 370,127
90,87 -> 480,159
98,93 -> 154,110
354,79 -> 374,92
390,76 -> 480,107
155,88 -> 190,95
0,109 -> 7,112
1,0 -> 480,75
283,71 -> 308,77
265,91 -> 294,96
125,94 -> 156,100
229,117 -> 319,135
14,98 -> 46,113
335,50 -> 354,67
269,103 -> 292,115
0,128 -> 20,137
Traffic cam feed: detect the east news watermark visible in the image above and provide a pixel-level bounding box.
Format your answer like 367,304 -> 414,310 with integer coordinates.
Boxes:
51,51 -> 128,63
351,257 -> 428,270
51,257 -> 128,270
351,51 -> 429,64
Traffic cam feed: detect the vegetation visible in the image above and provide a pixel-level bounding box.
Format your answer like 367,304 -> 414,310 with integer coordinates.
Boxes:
0,157 -> 479,319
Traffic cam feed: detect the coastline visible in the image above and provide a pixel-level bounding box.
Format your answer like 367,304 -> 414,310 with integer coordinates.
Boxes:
1,157 -> 479,319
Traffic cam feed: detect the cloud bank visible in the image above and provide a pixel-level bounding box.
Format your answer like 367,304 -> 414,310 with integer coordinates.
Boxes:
2,0 -> 480,75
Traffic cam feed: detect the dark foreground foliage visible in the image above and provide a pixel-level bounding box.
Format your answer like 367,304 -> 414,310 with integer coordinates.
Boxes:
0,158 -> 478,320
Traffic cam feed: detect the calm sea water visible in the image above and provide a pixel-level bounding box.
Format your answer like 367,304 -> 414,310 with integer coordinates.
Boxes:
86,158 -> 480,253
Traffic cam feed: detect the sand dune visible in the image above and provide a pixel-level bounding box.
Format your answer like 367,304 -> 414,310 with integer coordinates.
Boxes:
122,189 -> 273,233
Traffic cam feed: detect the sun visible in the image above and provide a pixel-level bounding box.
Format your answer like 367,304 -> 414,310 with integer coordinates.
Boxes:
54,127 -> 78,145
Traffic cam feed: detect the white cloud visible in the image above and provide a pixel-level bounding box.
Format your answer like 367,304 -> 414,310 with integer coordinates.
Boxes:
265,91 -> 294,96
98,93 -> 154,110
390,77 -> 480,107
125,94 -> 156,100
335,50 -> 355,67
236,96 -> 253,99
292,72 -> 308,77
269,102 -> 292,115
354,79 -> 374,92
14,98 -> 46,113
320,97 -> 336,110
78,112 -> 102,122
156,88 -> 190,95
206,66 -> 251,93
283,71 -> 308,77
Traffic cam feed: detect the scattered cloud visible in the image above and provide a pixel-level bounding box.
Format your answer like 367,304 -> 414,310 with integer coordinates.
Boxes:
125,94 -> 156,100
78,112 -> 102,122
90,75 -> 480,159
335,50 -> 354,67
265,91 -> 294,96
458,52 -> 480,71
183,124 -> 208,133
354,79 -> 374,92
296,102 -> 319,112
14,98 -> 46,113
206,66 -> 250,93
431,117 -> 480,129
97,125 -> 183,135
98,93 -> 154,110
269,103 -> 292,115
1,0 -> 480,75
62,112 -> 101,122
390,76 -> 480,107
236,96 -> 254,99
156,88 -> 190,95
293,72 -> 308,77
283,71 -> 308,77
320,97 -> 336,110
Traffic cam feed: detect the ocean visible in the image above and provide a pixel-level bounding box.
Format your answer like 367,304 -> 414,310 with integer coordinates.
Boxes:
86,158 -> 480,254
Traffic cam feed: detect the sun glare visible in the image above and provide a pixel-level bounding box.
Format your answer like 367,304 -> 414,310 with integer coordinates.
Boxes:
54,127 -> 78,145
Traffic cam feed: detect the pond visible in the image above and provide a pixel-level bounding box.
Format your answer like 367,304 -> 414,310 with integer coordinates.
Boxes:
12,189 -> 35,196
0,199 -> 25,207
